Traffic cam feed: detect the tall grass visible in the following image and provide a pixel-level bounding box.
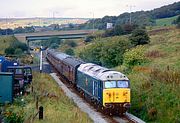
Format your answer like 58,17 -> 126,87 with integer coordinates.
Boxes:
2,72 -> 92,123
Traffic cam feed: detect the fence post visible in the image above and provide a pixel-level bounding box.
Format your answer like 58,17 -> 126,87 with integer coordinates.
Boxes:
39,106 -> 43,120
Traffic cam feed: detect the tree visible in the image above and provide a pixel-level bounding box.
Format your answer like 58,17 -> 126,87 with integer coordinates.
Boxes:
129,29 -> 150,46
14,27 -> 25,34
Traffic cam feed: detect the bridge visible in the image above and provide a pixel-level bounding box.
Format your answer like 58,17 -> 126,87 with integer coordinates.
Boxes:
14,29 -> 95,47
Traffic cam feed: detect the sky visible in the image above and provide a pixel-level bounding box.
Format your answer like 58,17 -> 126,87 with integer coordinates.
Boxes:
0,0 -> 179,18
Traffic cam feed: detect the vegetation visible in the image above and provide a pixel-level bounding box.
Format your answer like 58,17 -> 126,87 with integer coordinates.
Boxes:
5,39 -> 28,55
1,72 -> 92,123
81,2 -> 180,29
75,26 -> 180,122
104,24 -> 138,37
118,27 -> 180,122
155,15 -> 178,26
77,37 -> 132,67
123,45 -> 147,68
129,29 -> 150,46
0,36 -> 17,54
176,15 -> 180,28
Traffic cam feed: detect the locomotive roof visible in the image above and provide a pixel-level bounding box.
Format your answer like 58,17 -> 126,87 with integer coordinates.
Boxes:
78,63 -> 129,81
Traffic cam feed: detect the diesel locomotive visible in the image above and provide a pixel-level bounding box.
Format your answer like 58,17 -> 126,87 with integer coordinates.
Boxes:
46,49 -> 131,115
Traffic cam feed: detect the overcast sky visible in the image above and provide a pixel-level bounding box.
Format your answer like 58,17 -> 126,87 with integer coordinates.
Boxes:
0,0 -> 179,18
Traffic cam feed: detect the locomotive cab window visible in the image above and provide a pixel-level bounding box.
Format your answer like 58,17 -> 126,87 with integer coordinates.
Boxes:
104,81 -> 116,88
117,81 -> 129,88
104,80 -> 129,88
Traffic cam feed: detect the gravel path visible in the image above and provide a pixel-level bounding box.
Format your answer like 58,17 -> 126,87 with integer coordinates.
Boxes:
50,73 -> 109,123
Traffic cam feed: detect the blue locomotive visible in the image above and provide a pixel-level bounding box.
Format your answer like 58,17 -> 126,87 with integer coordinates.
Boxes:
47,49 -> 131,115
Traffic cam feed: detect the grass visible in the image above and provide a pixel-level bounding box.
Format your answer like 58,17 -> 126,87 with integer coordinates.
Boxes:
124,27 -> 180,122
155,15 -> 178,26
2,72 -> 92,123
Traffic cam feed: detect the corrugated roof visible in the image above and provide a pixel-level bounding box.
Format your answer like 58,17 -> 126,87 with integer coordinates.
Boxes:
78,63 -> 129,81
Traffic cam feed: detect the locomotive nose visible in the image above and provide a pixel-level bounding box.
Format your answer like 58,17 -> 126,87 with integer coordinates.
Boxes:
103,88 -> 130,106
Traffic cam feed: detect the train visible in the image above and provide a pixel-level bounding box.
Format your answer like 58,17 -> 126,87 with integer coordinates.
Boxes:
46,49 -> 131,115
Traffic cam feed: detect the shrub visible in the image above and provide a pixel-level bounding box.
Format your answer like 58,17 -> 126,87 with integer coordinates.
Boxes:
64,40 -> 77,47
123,45 -> 147,67
129,29 -> 150,46
50,43 -> 59,49
14,48 -> 23,55
5,47 -> 15,55
65,48 -> 75,56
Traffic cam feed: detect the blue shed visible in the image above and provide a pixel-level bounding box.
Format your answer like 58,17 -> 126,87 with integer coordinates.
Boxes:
0,56 -> 6,72
0,72 -> 14,104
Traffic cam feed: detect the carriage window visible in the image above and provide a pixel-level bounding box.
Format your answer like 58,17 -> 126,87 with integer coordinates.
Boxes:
25,68 -> 31,74
15,69 -> 23,74
8,69 -> 14,72
117,81 -> 129,88
104,81 -> 116,88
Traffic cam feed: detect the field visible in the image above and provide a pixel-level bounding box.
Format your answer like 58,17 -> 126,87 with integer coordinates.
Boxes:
0,18 -> 89,29
119,27 -> 180,122
155,16 -> 178,26
2,72 -> 92,123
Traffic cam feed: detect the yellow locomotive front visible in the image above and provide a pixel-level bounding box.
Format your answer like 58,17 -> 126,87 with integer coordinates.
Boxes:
101,73 -> 131,115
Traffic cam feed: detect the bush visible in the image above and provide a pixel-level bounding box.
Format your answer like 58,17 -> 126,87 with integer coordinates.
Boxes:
50,43 -> 59,49
64,40 -> 77,47
65,48 -> 75,56
129,29 -> 150,46
14,48 -> 23,55
5,47 -> 15,55
123,45 -> 147,67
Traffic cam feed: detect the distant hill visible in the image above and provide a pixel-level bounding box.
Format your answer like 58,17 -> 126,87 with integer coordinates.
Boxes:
0,18 -> 89,29
81,2 -> 180,29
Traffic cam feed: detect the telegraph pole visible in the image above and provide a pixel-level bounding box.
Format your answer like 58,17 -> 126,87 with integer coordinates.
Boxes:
126,5 -> 135,25
40,46 -> 43,73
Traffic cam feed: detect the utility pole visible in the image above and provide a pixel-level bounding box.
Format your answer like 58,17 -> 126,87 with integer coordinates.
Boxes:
6,17 -> 8,35
93,12 -> 95,34
90,12 -> 95,34
40,46 -> 43,73
53,12 -> 55,25
126,5 -> 135,25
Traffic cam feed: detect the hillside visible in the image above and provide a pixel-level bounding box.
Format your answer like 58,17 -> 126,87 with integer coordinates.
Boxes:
81,2 -> 180,29
116,27 -> 180,122
73,27 -> 180,122
156,15 -> 178,26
